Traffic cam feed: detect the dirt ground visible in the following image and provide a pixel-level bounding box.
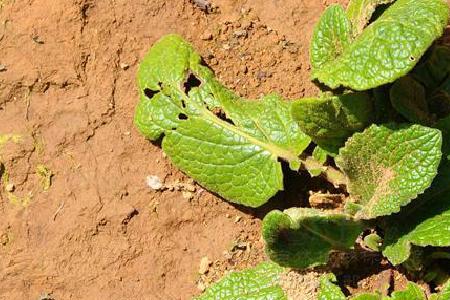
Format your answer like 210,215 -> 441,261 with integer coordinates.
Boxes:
1,0 -> 432,299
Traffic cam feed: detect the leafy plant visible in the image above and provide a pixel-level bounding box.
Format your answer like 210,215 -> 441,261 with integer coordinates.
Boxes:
134,0 -> 450,298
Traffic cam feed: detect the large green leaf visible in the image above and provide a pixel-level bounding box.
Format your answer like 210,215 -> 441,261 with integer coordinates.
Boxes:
336,124 -> 442,219
311,0 -> 449,90
195,262 -> 286,300
292,92 -> 373,154
134,35 -> 311,207
382,118 -> 450,265
262,208 -> 363,269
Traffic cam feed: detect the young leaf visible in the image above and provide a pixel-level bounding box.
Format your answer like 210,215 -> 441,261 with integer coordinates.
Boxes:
292,92 -> 373,154
262,208 -> 363,269
389,76 -> 433,125
311,0 -> 449,90
382,120 -> 450,265
310,5 -> 352,70
134,35 -> 311,207
195,262 -> 287,300
346,0 -> 395,37
336,124 -> 442,219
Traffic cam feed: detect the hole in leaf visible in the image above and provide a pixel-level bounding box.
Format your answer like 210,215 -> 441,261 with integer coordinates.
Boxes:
144,82 -> 162,99
144,88 -> 158,99
409,56 -> 416,62
181,100 -> 186,108
178,113 -> 188,120
212,107 -> 235,125
183,72 -> 202,94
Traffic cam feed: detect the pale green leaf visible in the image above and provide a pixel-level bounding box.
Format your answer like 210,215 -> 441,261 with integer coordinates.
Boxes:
134,35 -> 311,207
336,124 -> 442,219
195,262 -> 286,300
262,208 -> 363,269
311,0 -> 449,90
292,92 -> 373,154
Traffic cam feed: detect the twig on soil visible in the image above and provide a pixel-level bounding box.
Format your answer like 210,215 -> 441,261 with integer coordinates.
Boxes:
52,201 -> 65,221
24,88 -> 31,121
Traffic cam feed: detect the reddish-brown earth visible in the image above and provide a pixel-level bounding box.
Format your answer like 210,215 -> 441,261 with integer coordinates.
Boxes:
1,0 -> 443,299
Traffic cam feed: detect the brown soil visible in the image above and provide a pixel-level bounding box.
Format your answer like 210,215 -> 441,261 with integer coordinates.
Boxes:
0,0 -> 431,299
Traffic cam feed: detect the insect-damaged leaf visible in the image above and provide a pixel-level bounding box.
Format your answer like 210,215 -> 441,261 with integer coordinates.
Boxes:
262,208 -> 363,269
382,118 -> 450,265
194,262 -> 287,300
134,35 -> 311,207
336,124 -> 442,219
311,0 -> 449,90
292,92 -> 373,154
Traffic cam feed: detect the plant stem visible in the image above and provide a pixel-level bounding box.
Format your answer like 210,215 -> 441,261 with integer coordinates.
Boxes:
301,156 -> 348,188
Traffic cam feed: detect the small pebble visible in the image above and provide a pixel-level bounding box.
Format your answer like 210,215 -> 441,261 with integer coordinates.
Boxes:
0,64 -> 6,72
120,63 -> 129,70
201,32 -> 213,41
146,175 -> 163,190
199,256 -> 210,274
197,281 -> 206,292
5,183 -> 14,192
234,216 -> 241,223
233,29 -> 247,38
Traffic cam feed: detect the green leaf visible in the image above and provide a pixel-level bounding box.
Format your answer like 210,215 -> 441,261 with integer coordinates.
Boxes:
350,283 -> 426,300
336,124 -> 442,219
387,283 -> 426,300
346,0 -> 395,37
382,120 -> 450,265
195,262 -> 286,300
412,46 -> 450,92
351,295 -> 381,300
311,0 -> 449,90
134,35 -> 311,207
292,92 -> 373,154
262,208 -> 363,269
310,5 -> 352,70
318,275 -> 427,300
318,274 -> 346,300
389,76 -> 433,125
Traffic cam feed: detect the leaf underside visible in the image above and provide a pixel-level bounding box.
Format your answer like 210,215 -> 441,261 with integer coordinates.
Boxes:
134,35 -> 311,207
336,124 -> 442,220
195,262 -> 286,300
262,208 -> 363,269
311,0 -> 449,90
